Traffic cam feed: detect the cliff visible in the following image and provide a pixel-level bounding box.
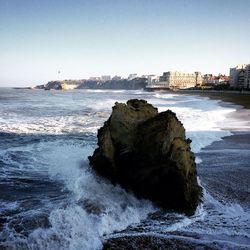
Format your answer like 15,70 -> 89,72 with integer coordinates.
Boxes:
34,78 -> 147,90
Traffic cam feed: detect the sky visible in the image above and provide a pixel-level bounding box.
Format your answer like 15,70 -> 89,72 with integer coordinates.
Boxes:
0,0 -> 250,87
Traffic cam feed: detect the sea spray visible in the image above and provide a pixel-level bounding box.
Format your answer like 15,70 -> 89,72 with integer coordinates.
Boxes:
1,89 -> 248,249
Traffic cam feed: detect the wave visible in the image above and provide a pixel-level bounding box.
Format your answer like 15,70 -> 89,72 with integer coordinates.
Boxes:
0,139 -> 156,250
1,89 -> 249,249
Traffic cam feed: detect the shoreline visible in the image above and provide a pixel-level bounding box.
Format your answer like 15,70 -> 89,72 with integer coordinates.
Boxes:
175,90 -> 250,110
1,88 -> 249,249
197,131 -> 250,209
103,90 -> 250,249
176,90 -> 250,131
196,92 -> 250,208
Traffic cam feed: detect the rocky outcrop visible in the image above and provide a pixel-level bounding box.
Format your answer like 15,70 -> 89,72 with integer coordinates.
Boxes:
35,78 -> 147,90
103,235 -> 217,250
89,99 -> 202,215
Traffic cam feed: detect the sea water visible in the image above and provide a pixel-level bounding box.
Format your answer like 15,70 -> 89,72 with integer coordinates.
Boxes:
0,88 -> 249,249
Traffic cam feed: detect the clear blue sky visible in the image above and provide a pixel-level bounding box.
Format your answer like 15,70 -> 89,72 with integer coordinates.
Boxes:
0,0 -> 250,86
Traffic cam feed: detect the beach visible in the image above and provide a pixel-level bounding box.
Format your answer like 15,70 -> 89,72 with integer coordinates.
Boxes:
194,91 -> 250,230
177,90 -> 250,109
104,131 -> 250,249
0,89 -> 249,249
198,132 -> 250,208
103,91 -> 250,249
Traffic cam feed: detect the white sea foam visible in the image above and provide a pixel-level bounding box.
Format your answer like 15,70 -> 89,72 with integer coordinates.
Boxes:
181,187 -> 250,239
153,92 -> 178,99
0,90 -> 238,144
22,141 -> 156,250
151,95 -> 236,153
0,113 -> 107,134
84,89 -> 126,93
181,107 -> 235,153
1,89 -> 248,249
0,201 -> 19,213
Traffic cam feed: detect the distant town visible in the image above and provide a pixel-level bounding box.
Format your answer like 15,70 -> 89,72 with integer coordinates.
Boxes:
35,63 -> 250,91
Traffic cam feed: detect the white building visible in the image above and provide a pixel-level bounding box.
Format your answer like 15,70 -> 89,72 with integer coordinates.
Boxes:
89,77 -> 101,81
146,75 -> 160,86
154,71 -> 202,89
229,64 -> 250,89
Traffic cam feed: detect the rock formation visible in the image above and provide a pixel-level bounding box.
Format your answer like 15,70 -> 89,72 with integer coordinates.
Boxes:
35,78 -> 147,90
89,99 -> 202,215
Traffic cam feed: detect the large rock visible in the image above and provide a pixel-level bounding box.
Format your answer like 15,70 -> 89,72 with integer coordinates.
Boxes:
89,99 -> 202,215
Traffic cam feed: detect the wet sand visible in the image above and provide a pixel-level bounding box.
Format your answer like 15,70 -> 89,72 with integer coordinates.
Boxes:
103,234 -> 219,250
179,91 -> 250,226
197,132 -> 250,209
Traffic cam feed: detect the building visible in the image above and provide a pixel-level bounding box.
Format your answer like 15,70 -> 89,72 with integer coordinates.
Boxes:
203,74 -> 215,84
112,75 -> 122,81
152,71 -> 202,89
101,75 -> 111,81
89,77 -> 101,81
245,65 -> 250,89
203,74 -> 229,85
128,74 -> 137,81
229,64 -> 250,89
146,75 -> 159,86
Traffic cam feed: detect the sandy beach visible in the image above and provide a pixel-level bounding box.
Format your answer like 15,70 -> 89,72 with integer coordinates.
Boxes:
198,132 -> 250,209
176,90 -> 250,131
178,90 -> 250,207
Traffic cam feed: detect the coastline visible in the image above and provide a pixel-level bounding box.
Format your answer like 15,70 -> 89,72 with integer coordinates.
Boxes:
175,90 -> 250,109
197,131 -> 250,209
174,90 -> 250,210
196,92 -> 250,210
176,90 -> 250,131
0,88 -> 249,249
103,92 -> 250,250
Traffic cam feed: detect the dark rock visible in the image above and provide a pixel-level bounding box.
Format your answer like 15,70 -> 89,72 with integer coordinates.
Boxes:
89,99 -> 202,215
103,235 -> 218,250
77,199 -> 104,215
36,77 -> 147,91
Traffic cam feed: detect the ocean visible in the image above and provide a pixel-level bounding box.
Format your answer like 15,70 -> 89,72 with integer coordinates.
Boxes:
0,88 -> 249,249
